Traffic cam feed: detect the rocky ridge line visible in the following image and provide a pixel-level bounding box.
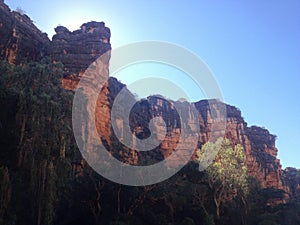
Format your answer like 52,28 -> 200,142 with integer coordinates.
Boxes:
0,0 -> 299,200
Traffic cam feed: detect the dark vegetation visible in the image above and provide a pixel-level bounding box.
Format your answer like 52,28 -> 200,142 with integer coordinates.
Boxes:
0,59 -> 299,225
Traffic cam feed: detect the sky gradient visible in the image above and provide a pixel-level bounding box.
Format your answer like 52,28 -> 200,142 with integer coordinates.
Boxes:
5,0 -> 300,168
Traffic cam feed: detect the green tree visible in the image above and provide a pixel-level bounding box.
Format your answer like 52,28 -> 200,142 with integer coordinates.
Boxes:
196,138 -> 249,220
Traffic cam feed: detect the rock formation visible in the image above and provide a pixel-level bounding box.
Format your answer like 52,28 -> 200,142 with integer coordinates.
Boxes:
0,0 -> 50,64
0,0 -> 298,200
51,21 -> 111,80
283,167 -> 300,199
0,0 -> 111,87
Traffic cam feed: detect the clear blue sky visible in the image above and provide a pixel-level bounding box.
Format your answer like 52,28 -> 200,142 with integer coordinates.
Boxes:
5,0 -> 300,168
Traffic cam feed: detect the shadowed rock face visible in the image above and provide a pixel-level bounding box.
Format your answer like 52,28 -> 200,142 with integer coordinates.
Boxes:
73,67 -> 293,199
0,1 -> 110,79
0,1 -> 50,64
62,50 -> 297,200
283,167 -> 300,199
0,0 -> 298,200
51,21 -> 111,78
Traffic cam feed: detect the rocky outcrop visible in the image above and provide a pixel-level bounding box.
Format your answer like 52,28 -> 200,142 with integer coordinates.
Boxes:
283,167 -> 300,199
0,1 -> 110,81
135,98 -> 287,192
0,1 -> 298,201
0,1 -> 50,64
245,126 -> 284,189
71,67 -> 290,195
51,21 -> 111,79
195,101 -> 286,191
195,101 -> 288,199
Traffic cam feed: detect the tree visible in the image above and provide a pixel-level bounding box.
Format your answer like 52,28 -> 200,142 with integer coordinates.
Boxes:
196,138 -> 249,220
0,59 -> 74,225
15,7 -> 26,15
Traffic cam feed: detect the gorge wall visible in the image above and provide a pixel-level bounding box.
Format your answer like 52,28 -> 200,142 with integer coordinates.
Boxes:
51,21 -> 111,80
0,0 -> 111,80
0,0 -> 299,200
0,0 -> 50,64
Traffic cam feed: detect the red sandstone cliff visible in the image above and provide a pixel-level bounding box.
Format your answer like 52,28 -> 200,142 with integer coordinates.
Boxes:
51,21 -> 111,78
0,0 -> 298,200
0,0 -> 50,64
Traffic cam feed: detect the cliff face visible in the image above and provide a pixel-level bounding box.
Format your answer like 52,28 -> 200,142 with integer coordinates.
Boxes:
136,99 -> 287,192
51,21 -> 111,80
283,167 -> 300,199
0,1 -> 50,64
196,102 -> 286,191
0,1 -> 111,84
64,50 -> 296,198
0,1 -> 298,199
74,68 -> 291,195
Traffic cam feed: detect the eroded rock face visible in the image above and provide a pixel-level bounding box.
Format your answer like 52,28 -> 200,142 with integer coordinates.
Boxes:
0,1 -> 50,64
0,1 -> 298,201
121,98 -> 289,198
0,1 -> 110,81
194,102 -> 289,198
245,126 -> 284,190
79,75 -> 290,196
195,102 -> 286,192
283,167 -> 300,198
154,99 -> 287,192
51,21 -> 111,79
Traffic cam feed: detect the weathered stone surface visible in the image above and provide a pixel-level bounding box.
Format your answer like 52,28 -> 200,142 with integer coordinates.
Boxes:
49,55 -> 293,201
0,2 -> 110,79
0,1 -> 50,64
81,79 -> 291,198
51,21 -> 111,78
245,126 -> 284,190
195,101 -> 287,195
283,167 -> 300,198
1,1 -> 298,201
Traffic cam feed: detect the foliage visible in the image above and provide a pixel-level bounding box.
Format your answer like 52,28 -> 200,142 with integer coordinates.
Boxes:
0,59 -> 299,225
196,138 -> 249,219
0,59 -> 74,225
